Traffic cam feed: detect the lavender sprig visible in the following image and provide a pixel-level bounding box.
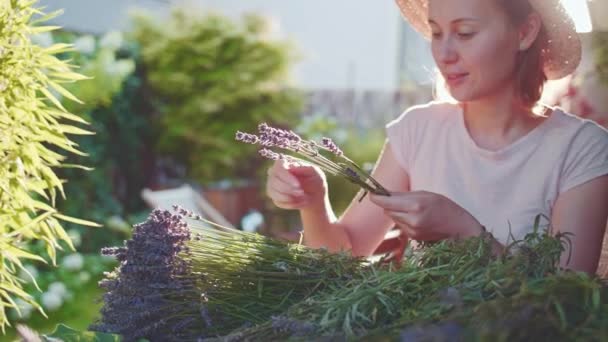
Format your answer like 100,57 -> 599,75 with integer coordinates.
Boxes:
236,124 -> 390,197
93,206 -> 367,341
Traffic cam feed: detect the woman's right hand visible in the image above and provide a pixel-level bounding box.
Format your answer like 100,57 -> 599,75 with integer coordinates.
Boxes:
266,159 -> 327,210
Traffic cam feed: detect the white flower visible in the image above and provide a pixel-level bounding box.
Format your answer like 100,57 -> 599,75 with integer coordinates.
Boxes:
48,282 -> 68,298
14,299 -> 33,320
241,210 -> 264,233
67,229 -> 82,248
99,31 -> 123,50
73,35 -> 96,54
78,271 -> 91,284
41,291 -> 63,311
105,59 -> 135,77
30,32 -> 53,48
61,253 -> 84,271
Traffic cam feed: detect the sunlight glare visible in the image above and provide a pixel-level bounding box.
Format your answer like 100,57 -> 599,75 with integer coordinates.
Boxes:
560,0 -> 593,33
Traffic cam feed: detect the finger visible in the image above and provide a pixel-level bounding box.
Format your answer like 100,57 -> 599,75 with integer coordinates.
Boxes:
270,163 -> 303,189
288,164 -> 320,180
370,193 -> 421,212
268,182 -> 304,203
384,209 -> 418,228
270,170 -> 305,194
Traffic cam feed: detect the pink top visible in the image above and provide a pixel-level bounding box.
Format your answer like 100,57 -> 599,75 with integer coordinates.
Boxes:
386,101 -> 608,244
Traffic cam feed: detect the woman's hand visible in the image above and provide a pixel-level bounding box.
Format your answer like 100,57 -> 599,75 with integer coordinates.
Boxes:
266,159 -> 327,210
369,191 -> 483,241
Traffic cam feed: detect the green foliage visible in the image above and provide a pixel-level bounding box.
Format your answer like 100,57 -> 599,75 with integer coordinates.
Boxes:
594,31 -> 608,86
54,31 -> 135,116
49,32 -> 151,252
5,251 -> 115,339
130,7 -> 304,184
0,0 -> 98,331
223,225 -> 608,341
44,324 -> 122,342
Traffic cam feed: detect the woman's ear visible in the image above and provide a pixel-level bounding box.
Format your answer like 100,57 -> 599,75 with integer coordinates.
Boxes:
519,12 -> 542,51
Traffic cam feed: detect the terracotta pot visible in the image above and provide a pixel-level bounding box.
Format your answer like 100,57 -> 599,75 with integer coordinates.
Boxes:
202,184 -> 264,227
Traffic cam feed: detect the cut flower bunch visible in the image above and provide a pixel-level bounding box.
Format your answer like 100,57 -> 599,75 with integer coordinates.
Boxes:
236,123 -> 391,197
93,208 -> 608,341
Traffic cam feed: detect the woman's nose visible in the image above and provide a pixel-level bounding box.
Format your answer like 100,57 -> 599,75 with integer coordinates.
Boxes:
437,38 -> 459,65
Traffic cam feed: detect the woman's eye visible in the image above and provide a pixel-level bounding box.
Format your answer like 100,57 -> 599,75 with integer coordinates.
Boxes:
432,32 -> 442,39
457,32 -> 475,39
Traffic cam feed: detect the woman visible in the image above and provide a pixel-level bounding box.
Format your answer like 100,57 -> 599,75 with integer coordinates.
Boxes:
265,0 -> 608,274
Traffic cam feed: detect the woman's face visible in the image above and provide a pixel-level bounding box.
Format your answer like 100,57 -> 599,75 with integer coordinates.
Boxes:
428,0 -> 522,102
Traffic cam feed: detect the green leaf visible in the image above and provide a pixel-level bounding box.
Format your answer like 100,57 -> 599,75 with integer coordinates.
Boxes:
48,109 -> 90,124
48,80 -> 84,104
43,324 -> 124,342
40,87 -> 67,111
43,43 -> 74,54
50,71 -> 91,81
54,213 -> 102,227
59,124 -> 95,135
4,245 -> 47,264
30,25 -> 61,34
30,9 -> 64,26
54,163 -> 95,171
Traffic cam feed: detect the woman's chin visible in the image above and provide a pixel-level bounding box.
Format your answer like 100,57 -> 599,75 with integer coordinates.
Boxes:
447,90 -> 472,102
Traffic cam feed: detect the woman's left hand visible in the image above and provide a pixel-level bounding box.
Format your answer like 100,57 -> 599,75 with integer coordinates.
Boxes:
369,191 -> 483,241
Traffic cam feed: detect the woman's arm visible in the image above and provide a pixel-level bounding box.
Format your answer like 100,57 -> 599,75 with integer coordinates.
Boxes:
301,140 -> 410,256
551,175 -> 608,274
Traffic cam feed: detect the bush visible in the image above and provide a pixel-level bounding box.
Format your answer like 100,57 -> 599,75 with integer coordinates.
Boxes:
594,32 -> 608,87
49,32 -> 154,252
130,7 -> 304,184
0,0 -> 98,330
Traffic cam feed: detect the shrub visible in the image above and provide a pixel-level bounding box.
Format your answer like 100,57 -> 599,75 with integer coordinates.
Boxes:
0,0 -> 97,330
130,7 -> 304,184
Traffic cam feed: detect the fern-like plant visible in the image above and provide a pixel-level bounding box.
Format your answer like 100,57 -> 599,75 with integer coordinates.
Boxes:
0,0 -> 98,331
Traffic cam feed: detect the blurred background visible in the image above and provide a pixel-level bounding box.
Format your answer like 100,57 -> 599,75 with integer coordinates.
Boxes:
5,0 -> 607,337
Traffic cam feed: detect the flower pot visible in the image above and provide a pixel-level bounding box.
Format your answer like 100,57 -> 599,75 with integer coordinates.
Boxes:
202,183 -> 264,228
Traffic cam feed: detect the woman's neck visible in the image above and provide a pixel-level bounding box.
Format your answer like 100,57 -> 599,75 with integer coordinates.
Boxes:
461,87 -> 548,151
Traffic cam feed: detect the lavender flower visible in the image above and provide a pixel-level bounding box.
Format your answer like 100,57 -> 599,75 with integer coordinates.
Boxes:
235,123 -> 390,197
321,137 -> 343,156
94,206 -> 366,341
235,131 -> 259,144
259,148 -> 281,160
270,315 -> 316,337
91,209 -> 199,342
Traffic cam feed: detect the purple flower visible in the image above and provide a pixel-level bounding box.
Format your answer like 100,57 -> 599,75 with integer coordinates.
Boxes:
321,137 -> 343,156
259,148 -> 281,160
235,131 -> 259,144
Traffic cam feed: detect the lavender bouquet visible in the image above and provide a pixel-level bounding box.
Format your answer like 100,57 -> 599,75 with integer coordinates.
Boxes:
236,123 -> 390,198
91,207 -> 367,341
91,207 -> 608,341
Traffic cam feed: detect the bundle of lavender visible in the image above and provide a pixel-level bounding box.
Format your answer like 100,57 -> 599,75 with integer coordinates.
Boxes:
91,207 -> 368,341
213,227 -> 608,341
236,123 -> 390,197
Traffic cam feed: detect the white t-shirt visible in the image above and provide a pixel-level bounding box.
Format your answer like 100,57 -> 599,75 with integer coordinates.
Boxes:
386,101 -> 608,245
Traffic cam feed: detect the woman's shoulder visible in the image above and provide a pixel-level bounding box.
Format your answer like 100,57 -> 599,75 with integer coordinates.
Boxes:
389,100 -> 460,127
549,106 -> 608,141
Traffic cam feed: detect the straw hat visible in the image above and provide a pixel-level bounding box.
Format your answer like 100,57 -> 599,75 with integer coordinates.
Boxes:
395,0 -> 581,80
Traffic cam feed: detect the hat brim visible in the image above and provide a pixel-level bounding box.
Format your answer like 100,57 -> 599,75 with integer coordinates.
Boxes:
394,0 -> 581,80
